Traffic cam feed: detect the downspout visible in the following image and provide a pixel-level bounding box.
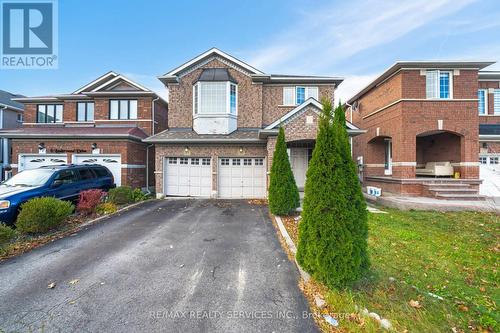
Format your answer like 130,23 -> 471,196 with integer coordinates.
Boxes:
151,97 -> 160,135
345,102 -> 354,157
146,97 -> 160,194
145,143 -> 154,194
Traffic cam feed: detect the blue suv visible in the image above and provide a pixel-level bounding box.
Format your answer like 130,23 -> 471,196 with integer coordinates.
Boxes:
0,164 -> 116,225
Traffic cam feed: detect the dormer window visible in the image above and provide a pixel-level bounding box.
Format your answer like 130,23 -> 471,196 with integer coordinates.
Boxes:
192,68 -> 238,135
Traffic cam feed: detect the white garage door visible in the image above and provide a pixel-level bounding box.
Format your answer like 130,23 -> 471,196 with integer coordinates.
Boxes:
72,154 -> 122,186
479,155 -> 500,197
18,154 -> 68,171
218,157 -> 266,199
164,157 -> 212,197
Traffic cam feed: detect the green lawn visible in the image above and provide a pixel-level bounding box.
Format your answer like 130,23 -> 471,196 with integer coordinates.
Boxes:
323,209 -> 499,332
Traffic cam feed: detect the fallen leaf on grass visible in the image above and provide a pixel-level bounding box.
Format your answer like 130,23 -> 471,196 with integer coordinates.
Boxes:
47,282 -> 56,289
69,279 -> 79,285
409,300 -> 422,309
457,304 -> 469,312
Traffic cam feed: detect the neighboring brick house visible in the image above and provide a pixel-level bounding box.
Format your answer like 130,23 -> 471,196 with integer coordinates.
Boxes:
145,48 -> 363,198
0,90 -> 24,180
0,72 -> 167,189
347,61 -> 496,199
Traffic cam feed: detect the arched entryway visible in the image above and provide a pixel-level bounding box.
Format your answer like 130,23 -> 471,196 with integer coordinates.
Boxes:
416,130 -> 462,177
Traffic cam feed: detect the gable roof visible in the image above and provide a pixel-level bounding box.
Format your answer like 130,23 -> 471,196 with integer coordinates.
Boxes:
0,90 -> 25,111
265,98 -> 361,132
158,48 -> 265,84
347,60 -> 496,104
13,72 -> 166,104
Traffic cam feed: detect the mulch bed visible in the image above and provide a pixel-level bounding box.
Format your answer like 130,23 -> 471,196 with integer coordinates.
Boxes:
281,213 -> 301,244
0,201 -> 145,261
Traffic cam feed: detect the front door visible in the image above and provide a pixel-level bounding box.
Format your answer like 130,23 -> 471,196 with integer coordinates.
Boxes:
384,139 -> 392,175
290,148 -> 309,189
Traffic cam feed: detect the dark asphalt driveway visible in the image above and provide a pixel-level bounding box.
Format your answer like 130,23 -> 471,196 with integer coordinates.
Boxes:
0,199 -> 317,333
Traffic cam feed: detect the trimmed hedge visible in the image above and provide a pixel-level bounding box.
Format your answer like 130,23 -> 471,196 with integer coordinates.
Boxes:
107,186 -> 134,205
16,197 -> 74,234
268,127 -> 300,215
0,223 -> 17,248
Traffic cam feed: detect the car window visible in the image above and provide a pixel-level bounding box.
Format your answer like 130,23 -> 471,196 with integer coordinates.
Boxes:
54,170 -> 78,184
78,168 -> 95,180
93,167 -> 109,178
2,169 -> 54,187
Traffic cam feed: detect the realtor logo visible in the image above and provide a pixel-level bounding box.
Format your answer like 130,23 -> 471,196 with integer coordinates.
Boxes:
1,0 -> 58,69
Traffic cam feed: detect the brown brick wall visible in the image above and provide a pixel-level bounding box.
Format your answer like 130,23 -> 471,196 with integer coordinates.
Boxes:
358,72 -> 402,116
478,80 -> 500,121
154,144 -> 267,196
167,58 -> 263,129
262,85 -> 333,126
11,139 -> 149,188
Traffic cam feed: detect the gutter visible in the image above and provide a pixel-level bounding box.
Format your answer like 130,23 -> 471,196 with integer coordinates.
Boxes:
0,133 -> 146,142
152,96 -> 160,135
143,137 -> 266,144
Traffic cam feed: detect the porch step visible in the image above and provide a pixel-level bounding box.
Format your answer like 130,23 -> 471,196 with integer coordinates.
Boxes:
428,188 -> 478,195
424,183 -> 471,188
435,193 -> 486,201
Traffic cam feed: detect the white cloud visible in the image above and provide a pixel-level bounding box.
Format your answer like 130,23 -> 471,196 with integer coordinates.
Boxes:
249,0 -> 478,74
335,74 -> 378,105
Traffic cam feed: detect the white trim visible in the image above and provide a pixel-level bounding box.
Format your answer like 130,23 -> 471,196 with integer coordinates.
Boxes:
122,164 -> 146,169
94,119 -> 152,122
73,71 -> 118,94
162,48 -> 265,77
365,164 -> 385,167
10,163 -> 18,168
451,162 -> 480,167
91,74 -> 150,92
265,98 -> 359,130
0,103 -> 24,112
392,162 -> 417,167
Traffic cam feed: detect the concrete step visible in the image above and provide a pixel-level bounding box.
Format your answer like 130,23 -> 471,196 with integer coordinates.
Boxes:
429,188 -> 477,195
424,183 -> 471,188
435,193 -> 486,201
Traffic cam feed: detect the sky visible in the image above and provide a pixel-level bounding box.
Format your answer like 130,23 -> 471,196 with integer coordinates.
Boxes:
2,0 -> 500,104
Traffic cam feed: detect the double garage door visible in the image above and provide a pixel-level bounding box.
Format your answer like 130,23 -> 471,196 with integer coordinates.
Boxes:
18,153 -> 122,186
164,157 -> 266,198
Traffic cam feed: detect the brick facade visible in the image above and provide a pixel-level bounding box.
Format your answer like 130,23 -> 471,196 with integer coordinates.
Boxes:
350,65 -> 484,196
7,74 -> 167,189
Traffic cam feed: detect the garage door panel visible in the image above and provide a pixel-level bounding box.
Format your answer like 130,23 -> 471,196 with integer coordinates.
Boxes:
72,154 -> 122,186
164,157 -> 211,197
218,157 -> 266,199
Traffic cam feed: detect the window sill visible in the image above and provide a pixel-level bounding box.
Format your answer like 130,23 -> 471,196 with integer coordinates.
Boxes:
194,113 -> 237,119
479,114 -> 500,116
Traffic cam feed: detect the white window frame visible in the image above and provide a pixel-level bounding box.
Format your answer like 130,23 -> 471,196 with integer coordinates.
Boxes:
282,86 -> 320,106
426,70 -> 453,99
192,81 -> 238,116
478,89 -> 488,115
494,89 -> 500,115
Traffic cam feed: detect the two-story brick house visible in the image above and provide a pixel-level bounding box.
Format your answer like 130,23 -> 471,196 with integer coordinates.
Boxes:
0,72 -> 167,189
347,61 -> 495,199
145,48 -> 363,198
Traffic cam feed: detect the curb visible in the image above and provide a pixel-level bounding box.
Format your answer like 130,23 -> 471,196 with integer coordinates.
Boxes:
274,215 -> 310,282
79,199 -> 152,228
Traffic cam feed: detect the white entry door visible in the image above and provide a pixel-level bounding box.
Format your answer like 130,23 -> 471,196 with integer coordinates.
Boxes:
164,157 -> 212,197
72,154 -> 122,186
18,154 -> 68,171
290,148 -> 309,189
218,157 -> 266,199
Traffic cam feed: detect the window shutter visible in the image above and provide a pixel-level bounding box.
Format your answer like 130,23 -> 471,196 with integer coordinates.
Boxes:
283,87 -> 295,105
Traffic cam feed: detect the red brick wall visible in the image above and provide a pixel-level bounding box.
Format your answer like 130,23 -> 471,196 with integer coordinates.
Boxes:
22,96 -> 156,135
